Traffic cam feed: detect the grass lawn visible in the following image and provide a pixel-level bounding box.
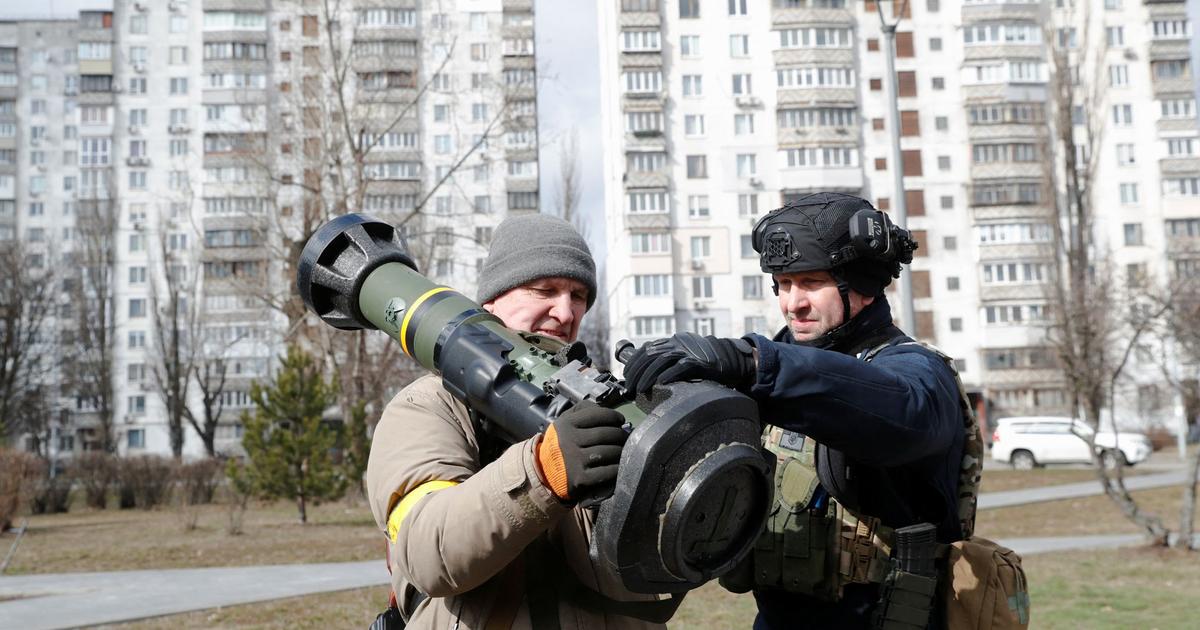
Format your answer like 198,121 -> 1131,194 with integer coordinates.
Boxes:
3,497 -> 381,575
980,467 -> 1153,493
975,485 -> 1187,539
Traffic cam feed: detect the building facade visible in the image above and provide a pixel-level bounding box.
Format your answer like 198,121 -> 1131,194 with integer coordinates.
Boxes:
598,0 -> 1199,429
1,0 -> 538,459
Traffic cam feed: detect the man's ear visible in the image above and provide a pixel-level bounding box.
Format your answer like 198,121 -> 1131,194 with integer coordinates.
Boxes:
482,301 -> 495,314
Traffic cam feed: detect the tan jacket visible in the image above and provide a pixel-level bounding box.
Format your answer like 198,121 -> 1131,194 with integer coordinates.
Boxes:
367,375 -> 667,630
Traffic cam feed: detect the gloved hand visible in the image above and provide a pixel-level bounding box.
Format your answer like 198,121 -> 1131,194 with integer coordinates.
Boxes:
535,401 -> 627,504
620,332 -> 757,396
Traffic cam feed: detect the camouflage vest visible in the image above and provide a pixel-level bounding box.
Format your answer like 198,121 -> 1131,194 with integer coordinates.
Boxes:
720,340 -> 983,600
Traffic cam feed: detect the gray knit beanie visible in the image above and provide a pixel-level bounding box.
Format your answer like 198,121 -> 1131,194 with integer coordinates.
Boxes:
476,214 -> 597,309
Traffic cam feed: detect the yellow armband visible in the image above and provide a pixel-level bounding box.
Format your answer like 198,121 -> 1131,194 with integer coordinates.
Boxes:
387,480 -> 460,543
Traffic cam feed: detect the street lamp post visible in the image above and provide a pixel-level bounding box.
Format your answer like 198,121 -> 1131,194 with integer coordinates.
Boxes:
876,0 -> 916,333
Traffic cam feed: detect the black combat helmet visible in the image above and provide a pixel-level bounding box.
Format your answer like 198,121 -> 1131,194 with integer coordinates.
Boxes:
751,193 -> 918,339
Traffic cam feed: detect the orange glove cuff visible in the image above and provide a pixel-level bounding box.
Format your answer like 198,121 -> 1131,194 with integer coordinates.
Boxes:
536,424 -> 570,500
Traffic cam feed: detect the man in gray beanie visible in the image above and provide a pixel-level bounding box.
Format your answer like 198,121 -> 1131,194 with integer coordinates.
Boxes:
367,214 -> 668,628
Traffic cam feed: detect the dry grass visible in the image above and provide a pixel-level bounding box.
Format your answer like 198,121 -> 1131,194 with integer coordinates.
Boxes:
980,467 -> 1153,493
975,485 -> 1187,539
106,586 -> 391,629
3,498 -> 381,575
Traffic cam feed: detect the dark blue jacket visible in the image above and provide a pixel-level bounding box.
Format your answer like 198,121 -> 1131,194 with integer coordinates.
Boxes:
743,298 -> 964,629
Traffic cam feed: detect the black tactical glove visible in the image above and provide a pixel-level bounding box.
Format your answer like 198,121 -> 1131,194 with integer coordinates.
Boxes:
620,332 -> 757,397
536,401 -> 627,504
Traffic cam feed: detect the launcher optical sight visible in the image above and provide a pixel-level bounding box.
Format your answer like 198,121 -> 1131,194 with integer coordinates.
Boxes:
297,214 -> 772,594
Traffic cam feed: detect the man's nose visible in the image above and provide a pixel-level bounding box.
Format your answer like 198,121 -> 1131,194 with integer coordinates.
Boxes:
785,287 -> 809,313
548,292 -> 574,323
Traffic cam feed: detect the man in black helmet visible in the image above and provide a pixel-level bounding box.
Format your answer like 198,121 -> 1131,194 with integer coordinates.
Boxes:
621,193 -> 970,629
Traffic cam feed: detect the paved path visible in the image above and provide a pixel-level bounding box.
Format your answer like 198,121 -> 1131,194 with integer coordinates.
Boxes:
978,469 -> 1189,510
0,561 -> 389,630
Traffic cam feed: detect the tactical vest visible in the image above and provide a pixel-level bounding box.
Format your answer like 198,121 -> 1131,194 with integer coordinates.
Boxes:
720,340 -> 984,601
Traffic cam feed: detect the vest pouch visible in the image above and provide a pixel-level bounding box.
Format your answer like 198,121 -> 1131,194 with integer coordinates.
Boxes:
943,536 -> 1030,630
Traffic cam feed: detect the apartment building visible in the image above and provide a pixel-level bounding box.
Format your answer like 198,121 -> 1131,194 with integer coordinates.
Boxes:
598,0 -> 1199,427
1,0 -> 538,458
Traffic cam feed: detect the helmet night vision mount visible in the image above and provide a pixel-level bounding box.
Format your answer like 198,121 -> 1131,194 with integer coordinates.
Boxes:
297,214 -> 773,594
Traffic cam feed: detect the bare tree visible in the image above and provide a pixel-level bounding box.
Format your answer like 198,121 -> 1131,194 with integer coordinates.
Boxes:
68,194 -> 119,454
1040,6 -> 1177,545
1163,272 -> 1200,548
0,243 -> 56,445
146,212 -> 200,459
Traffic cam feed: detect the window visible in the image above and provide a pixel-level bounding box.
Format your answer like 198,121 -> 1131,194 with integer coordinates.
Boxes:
128,428 -> 145,449
356,9 -> 416,27
930,37 -> 942,51
732,73 -> 752,95
81,105 -> 108,125
129,266 -> 147,284
734,113 -> 754,135
690,236 -> 711,259
633,274 -> 671,297
680,35 -> 700,58
684,114 -> 705,137
741,235 -> 756,258
779,27 -> 853,49
1119,183 -> 1139,205
682,74 -> 703,97
624,111 -> 663,136
1112,104 -> 1133,126
1116,144 -> 1136,166
738,194 -> 758,217
963,23 -> 1042,46
736,154 -> 757,178
129,298 -> 146,318
170,15 -> 188,33
470,43 -> 488,61
981,262 -> 1048,285
742,275 -> 763,299
935,116 -> 948,131
169,78 -> 189,95
130,14 -> 147,34
777,107 -> 856,129
1163,177 -> 1200,197
631,232 -> 671,254
621,30 -> 661,52
1106,26 -> 1124,47
434,134 -> 452,154
633,316 -> 674,338
931,77 -> 945,90
1152,19 -> 1191,40
691,318 -> 715,336
623,71 -> 663,94
776,66 -> 855,88
947,276 -> 960,291
627,192 -> 668,214
729,35 -> 749,57
1109,64 -> 1129,86
1123,223 -> 1143,246
680,0 -> 700,18
728,0 -> 747,16
129,171 -> 147,190
128,330 -> 146,348
627,151 -> 666,172
688,195 -> 710,218
1161,98 -> 1196,119
1167,138 -> 1195,157
1152,60 -> 1191,80
692,276 -> 714,299
784,146 -> 857,168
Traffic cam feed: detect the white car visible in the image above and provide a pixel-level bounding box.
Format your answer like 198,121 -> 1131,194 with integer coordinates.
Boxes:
990,416 -> 1153,469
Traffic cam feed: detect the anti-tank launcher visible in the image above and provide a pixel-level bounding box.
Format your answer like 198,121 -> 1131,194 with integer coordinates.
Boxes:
296,214 -> 772,594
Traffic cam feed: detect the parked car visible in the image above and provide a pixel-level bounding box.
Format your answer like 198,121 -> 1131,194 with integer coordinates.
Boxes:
990,416 -> 1153,469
